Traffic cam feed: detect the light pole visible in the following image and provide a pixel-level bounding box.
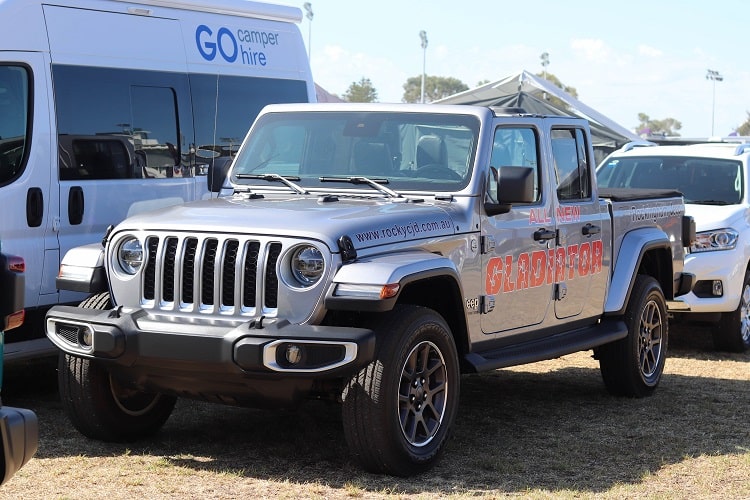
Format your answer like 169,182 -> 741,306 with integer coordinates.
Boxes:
303,3 -> 313,59
540,52 -> 549,80
706,69 -> 723,136
419,30 -> 428,103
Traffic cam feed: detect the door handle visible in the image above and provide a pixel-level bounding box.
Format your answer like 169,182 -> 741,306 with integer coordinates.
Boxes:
26,187 -> 43,227
68,186 -> 84,225
533,228 -> 556,241
582,223 -> 601,236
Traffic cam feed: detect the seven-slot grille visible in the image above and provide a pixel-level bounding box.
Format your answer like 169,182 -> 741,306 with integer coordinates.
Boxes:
140,234 -> 282,315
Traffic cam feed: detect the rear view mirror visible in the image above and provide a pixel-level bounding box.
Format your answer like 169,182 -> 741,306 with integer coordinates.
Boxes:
485,166 -> 536,216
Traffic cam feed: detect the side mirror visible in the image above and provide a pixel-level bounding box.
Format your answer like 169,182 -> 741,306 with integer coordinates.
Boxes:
485,166 -> 536,216
207,156 -> 234,193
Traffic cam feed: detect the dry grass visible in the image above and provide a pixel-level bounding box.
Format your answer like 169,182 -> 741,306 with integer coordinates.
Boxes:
0,323 -> 748,499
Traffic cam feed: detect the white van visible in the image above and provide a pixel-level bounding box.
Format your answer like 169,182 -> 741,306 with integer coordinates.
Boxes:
0,0 -> 315,360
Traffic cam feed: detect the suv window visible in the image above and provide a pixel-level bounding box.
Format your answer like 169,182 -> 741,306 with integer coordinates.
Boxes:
552,128 -> 591,201
0,65 -> 30,186
597,155 -> 743,205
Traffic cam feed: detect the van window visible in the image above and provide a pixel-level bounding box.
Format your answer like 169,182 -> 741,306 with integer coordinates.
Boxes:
0,65 -> 30,185
53,65 -> 189,180
189,74 -> 309,158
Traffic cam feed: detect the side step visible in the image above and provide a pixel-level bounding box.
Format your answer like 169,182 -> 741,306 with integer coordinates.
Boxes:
464,319 -> 627,373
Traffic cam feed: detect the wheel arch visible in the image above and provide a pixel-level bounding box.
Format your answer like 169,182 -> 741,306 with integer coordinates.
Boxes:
605,228 -> 674,315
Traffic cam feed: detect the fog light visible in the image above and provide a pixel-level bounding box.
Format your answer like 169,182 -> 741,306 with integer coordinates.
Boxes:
80,327 -> 93,348
285,344 -> 302,365
712,280 -> 723,296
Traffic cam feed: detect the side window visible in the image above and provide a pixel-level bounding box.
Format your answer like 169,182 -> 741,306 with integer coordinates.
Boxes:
189,74 -> 309,159
0,65 -> 30,185
489,126 -> 540,203
552,128 -> 591,201
53,65 -> 187,181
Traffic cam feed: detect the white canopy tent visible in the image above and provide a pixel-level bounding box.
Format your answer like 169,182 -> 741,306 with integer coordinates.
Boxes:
436,70 -> 646,160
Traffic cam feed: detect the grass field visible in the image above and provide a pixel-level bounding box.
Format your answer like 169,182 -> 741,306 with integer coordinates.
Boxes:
0,323 -> 747,499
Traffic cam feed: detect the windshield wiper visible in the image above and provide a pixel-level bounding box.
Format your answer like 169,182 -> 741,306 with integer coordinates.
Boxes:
235,173 -> 308,195
319,176 -> 403,199
688,199 -> 730,205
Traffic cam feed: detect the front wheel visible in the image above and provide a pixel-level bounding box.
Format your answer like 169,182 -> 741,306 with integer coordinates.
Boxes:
713,269 -> 750,352
597,275 -> 668,397
58,292 -> 177,442
341,305 -> 460,476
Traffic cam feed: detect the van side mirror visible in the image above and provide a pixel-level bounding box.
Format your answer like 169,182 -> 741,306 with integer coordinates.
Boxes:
207,156 -> 233,193
485,166 -> 536,216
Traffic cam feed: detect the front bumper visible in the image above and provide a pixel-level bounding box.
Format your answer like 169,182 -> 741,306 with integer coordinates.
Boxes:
0,405 -> 38,486
45,305 -> 375,404
668,250 -> 745,313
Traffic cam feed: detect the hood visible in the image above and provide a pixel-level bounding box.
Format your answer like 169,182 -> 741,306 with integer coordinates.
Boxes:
115,194 -> 459,251
685,203 -> 749,233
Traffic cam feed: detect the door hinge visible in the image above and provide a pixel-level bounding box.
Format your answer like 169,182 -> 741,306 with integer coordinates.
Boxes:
480,295 -> 495,314
481,235 -> 496,254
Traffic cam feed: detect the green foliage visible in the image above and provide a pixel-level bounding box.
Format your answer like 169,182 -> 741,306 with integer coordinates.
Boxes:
736,112 -> 750,136
535,72 -> 578,99
402,75 -> 469,103
343,77 -> 378,103
636,112 -> 682,137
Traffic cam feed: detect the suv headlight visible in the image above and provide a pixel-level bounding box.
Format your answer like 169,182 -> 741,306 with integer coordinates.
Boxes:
289,245 -> 325,287
117,237 -> 144,274
690,228 -> 738,253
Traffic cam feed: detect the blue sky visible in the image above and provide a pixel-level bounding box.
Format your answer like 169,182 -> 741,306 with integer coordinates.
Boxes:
278,0 -> 748,138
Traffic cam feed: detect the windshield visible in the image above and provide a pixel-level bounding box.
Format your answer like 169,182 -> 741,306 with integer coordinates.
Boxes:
597,155 -> 743,205
230,111 -> 480,193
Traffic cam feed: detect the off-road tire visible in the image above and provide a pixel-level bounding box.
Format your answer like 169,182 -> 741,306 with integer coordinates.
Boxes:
58,292 -> 176,442
341,305 -> 460,476
598,275 -> 667,397
713,269 -> 750,352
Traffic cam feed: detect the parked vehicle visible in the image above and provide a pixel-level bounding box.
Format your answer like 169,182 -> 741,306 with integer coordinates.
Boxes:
597,142 -> 750,352
0,0 -> 315,361
0,243 -> 38,485
46,103 -> 693,475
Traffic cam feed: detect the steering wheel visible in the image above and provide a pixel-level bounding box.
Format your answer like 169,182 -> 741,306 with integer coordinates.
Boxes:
415,164 -> 463,181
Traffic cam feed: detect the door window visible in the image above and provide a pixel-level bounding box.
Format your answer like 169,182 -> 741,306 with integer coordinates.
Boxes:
0,65 -> 30,185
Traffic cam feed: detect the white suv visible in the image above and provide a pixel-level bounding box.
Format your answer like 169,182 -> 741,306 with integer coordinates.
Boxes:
597,142 -> 750,352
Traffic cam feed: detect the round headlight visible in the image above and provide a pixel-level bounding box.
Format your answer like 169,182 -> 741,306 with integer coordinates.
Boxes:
118,237 -> 144,275
290,245 -> 325,286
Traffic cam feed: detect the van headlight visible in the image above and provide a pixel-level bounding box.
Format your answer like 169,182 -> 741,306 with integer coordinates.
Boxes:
117,237 -> 144,274
290,245 -> 325,286
690,228 -> 738,253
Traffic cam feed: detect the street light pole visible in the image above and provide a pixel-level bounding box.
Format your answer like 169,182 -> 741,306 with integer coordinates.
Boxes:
303,3 -> 313,59
706,69 -> 723,136
419,30 -> 428,103
540,52 -> 549,80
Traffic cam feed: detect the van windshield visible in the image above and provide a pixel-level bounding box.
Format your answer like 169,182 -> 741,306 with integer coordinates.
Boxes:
597,155 -> 743,205
0,65 -> 30,186
231,111 -> 480,193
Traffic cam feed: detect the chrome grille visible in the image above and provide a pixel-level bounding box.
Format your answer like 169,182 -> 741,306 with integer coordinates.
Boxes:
140,234 -> 283,315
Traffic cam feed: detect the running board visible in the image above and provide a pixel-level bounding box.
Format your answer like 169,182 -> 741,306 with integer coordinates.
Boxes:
464,319 -> 628,373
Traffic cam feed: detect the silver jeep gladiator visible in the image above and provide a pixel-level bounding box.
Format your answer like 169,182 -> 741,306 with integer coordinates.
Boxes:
46,103 -> 693,476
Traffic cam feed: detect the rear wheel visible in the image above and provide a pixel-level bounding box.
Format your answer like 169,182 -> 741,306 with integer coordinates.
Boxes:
341,305 -> 460,476
713,269 -> 750,352
598,275 -> 667,397
58,292 -> 176,442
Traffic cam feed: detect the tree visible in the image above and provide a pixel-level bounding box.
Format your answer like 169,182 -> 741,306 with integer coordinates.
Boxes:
535,72 -> 578,99
402,76 -> 468,103
343,77 -> 378,103
736,112 -> 750,136
635,113 -> 682,137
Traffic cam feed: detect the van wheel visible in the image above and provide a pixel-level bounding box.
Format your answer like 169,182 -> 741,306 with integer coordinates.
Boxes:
58,292 -> 176,442
713,269 -> 750,352
341,305 -> 460,476
597,275 -> 667,397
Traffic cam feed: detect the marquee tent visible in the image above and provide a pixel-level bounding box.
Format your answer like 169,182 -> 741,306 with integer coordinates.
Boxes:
435,70 -> 645,158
